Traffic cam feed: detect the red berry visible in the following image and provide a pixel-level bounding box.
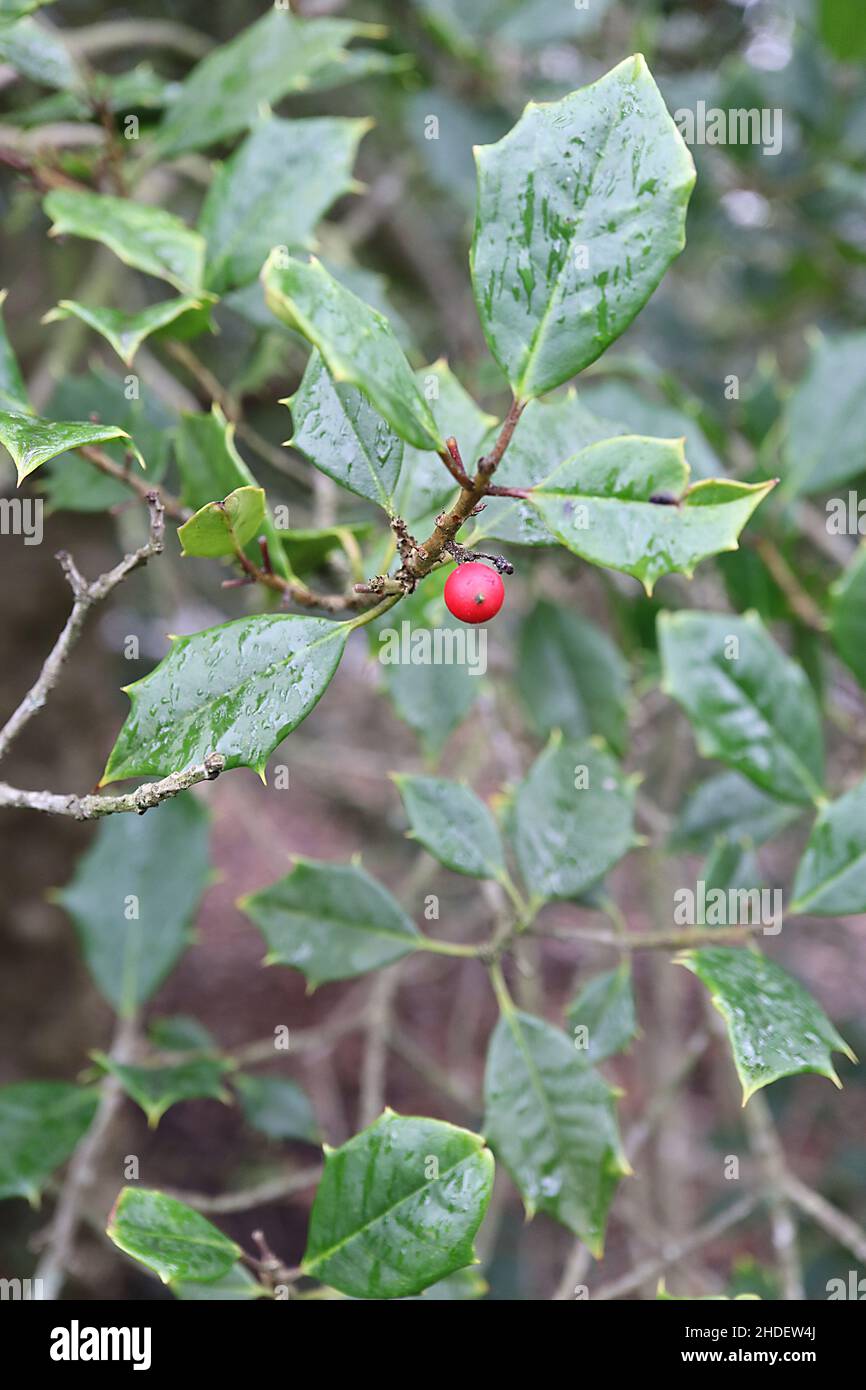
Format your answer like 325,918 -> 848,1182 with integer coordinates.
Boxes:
444,561 -> 505,624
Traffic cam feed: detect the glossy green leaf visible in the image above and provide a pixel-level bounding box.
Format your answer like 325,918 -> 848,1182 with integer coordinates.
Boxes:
566,963 -> 638,1064
677,947 -> 855,1103
670,771 -> 802,853
102,613 -> 346,784
0,409 -> 144,486
830,543 -> 866,690
39,366 -> 173,512
513,735 -> 637,902
517,599 -> 629,754
484,1011 -> 629,1253
392,773 -> 506,880
154,9 -> 387,157
782,332 -> 866,495
790,777 -> 866,916
200,116 -> 370,294
526,436 -> 774,594
53,794 -> 211,1016
44,189 -> 206,294
262,252 -> 443,451
287,350 -> 404,510
658,610 -> 825,805
174,408 -> 287,574
173,1263 -> 266,1301
108,1187 -> 241,1284
373,572 -> 481,758
471,55 -> 695,400
93,1052 -> 230,1128
393,360 -> 497,528
302,1111 -> 494,1298
0,289 -> 29,413
470,388 -> 625,547
177,486 -> 265,559
43,296 -> 204,367
0,1082 -> 98,1204
239,859 -> 419,987
233,1073 -> 319,1143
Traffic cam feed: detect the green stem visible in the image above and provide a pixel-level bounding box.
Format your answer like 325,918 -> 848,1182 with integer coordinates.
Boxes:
488,958 -> 517,1017
418,937 -> 484,959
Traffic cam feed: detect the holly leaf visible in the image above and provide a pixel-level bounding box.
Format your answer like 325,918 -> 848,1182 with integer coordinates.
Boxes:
790,776 -> 866,916
484,1011 -> 629,1253
830,543 -> 866,690
302,1111 -> 494,1299
0,14 -> 78,89
517,599 -> 629,754
526,436 -> 774,594
566,963 -> 638,1064
781,332 -> 866,495
0,1082 -> 98,1204
287,349 -> 404,510
177,485 -> 266,558
0,288 -> 30,413
175,407 -> 291,579
659,610 -> 825,806
53,794 -> 211,1016
677,947 -> 855,1103
108,1187 -> 241,1284
43,189 -> 206,294
280,523 -> 370,578
471,55 -> 695,400
199,115 -> 370,294
262,252 -> 443,451
669,771 -> 802,853
239,859 -> 420,987
154,9 -> 388,157
43,296 -> 205,367
392,773 -> 506,880
0,409 -> 144,485
92,1052 -> 230,1129
513,735 -> 637,902
102,614 -> 348,784
233,1074 -> 319,1143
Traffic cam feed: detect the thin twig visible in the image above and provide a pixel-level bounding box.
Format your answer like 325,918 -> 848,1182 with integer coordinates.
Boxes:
592,1194 -> 760,1301
34,1014 -> 139,1300
0,493 -> 165,766
164,1166 -> 322,1214
0,756 -> 226,819
744,1092 -> 804,1300
784,1174 -> 866,1265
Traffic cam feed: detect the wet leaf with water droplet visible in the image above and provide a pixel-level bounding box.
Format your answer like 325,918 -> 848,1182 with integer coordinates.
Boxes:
471,55 -> 695,400
262,252 -> 444,451
239,858 -> 420,986
677,947 -> 855,1103
484,1011 -> 629,1253
302,1111 -> 494,1298
107,1187 -> 241,1284
659,610 -> 825,806
101,615 -> 348,784
392,772 -> 506,880
43,189 -> 206,294
527,436 -> 774,593
513,735 -> 636,902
